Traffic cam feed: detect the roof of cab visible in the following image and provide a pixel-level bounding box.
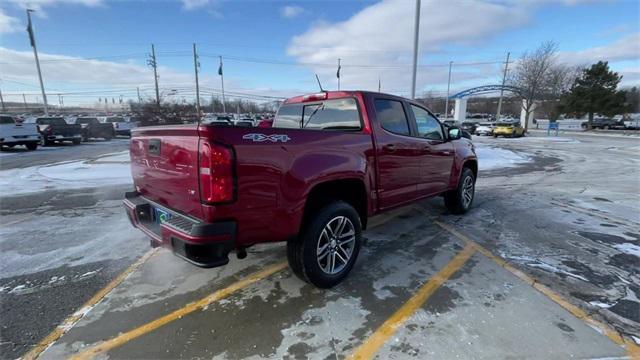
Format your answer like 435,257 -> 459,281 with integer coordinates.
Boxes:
282,90 -> 404,104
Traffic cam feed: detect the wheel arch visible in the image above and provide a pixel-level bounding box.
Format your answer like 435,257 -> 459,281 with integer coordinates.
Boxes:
301,178 -> 369,231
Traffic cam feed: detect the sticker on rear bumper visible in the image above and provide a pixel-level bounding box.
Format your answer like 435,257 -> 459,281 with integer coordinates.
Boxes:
242,133 -> 291,143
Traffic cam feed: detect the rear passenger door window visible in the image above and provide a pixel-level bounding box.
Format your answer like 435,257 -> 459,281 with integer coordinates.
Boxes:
374,99 -> 410,136
410,105 -> 443,141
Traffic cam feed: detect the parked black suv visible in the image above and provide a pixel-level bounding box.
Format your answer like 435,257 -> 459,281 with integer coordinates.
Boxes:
581,118 -> 625,130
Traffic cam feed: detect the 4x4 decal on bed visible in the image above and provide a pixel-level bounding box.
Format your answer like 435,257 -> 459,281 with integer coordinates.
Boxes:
242,133 -> 291,143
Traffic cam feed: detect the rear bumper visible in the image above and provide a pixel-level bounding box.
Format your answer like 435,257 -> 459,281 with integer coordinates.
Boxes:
0,136 -> 40,145
45,134 -> 82,141
123,191 -> 235,268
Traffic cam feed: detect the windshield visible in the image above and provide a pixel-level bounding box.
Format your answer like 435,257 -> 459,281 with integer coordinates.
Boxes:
76,118 -> 97,124
36,118 -> 67,125
0,116 -> 15,124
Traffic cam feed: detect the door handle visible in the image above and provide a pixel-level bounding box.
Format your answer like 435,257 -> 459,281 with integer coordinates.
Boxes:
383,144 -> 396,153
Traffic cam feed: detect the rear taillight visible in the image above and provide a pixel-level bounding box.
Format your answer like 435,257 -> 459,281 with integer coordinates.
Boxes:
199,141 -> 234,204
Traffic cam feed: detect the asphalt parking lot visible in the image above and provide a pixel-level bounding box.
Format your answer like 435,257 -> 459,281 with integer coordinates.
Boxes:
1,133 -> 638,359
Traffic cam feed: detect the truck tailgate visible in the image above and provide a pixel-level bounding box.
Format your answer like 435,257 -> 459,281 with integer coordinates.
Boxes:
130,125 -> 203,219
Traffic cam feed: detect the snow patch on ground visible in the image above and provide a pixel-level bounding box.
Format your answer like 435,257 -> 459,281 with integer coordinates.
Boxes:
475,144 -> 531,171
613,243 -> 640,257
0,146 -> 65,157
0,151 -> 131,195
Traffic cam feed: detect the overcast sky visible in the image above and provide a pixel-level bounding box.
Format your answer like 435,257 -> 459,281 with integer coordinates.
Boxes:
0,0 -> 638,106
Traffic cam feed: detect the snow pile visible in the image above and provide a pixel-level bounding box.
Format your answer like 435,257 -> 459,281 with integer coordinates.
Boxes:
499,136 -> 580,144
0,151 -> 132,196
475,144 -> 531,171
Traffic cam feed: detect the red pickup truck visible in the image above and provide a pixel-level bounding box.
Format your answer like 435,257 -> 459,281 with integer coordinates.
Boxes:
124,91 -> 477,287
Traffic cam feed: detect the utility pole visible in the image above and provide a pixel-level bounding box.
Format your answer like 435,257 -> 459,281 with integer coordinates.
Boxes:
219,56 -> 226,114
444,61 -> 453,119
137,86 -> 141,103
337,58 -> 341,91
0,88 -> 5,112
496,52 -> 510,121
22,94 -> 28,111
26,9 -> 49,115
147,44 -> 160,106
378,76 -> 381,92
410,0 -> 421,99
193,43 -> 201,116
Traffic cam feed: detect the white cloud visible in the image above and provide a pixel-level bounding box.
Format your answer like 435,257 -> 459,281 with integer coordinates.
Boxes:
281,5 -> 304,19
560,33 -> 640,65
0,8 -> 22,34
287,0 -> 530,93
181,0 -> 210,11
619,66 -> 639,84
0,47 -> 302,105
0,47 -> 193,87
7,0 -> 103,13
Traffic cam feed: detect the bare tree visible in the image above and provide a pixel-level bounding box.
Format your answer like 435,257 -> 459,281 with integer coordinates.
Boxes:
539,64 -> 582,120
509,41 -> 559,131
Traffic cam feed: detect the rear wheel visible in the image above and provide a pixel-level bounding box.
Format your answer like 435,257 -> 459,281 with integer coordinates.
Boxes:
444,167 -> 475,214
25,142 -> 38,151
72,138 -> 81,145
287,201 -> 362,288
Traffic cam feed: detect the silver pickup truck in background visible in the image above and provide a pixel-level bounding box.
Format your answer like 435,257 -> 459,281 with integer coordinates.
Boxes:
103,116 -> 138,136
0,115 -> 40,150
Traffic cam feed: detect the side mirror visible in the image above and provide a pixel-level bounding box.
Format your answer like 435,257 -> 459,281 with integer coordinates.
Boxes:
448,126 -> 462,140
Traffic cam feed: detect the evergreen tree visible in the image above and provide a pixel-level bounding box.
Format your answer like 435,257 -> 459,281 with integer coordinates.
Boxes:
561,61 -> 627,128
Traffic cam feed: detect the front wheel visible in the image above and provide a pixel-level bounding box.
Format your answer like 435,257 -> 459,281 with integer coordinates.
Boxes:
444,167 -> 476,214
72,138 -> 81,145
287,201 -> 362,288
25,142 -> 38,151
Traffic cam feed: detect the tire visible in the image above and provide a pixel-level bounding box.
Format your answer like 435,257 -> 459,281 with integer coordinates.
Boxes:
72,138 -> 81,145
43,139 -> 53,146
287,201 -> 362,288
444,167 -> 476,214
25,142 -> 38,151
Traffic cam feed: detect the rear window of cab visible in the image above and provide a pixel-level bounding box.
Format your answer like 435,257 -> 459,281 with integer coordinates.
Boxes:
273,98 -> 362,131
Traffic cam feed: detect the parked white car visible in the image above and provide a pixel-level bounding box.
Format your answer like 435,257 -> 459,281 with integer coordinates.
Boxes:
623,113 -> 640,130
0,114 -> 40,150
475,122 -> 495,136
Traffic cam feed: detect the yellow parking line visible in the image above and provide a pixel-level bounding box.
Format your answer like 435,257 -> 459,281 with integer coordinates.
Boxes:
348,243 -> 476,360
434,220 -> 640,359
22,248 -> 158,360
69,261 -> 288,360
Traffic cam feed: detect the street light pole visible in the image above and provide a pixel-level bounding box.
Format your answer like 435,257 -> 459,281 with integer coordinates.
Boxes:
193,43 -> 201,116
410,0 -> 421,99
0,88 -> 6,112
496,52 -> 510,121
444,61 -> 452,119
26,9 -> 49,116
